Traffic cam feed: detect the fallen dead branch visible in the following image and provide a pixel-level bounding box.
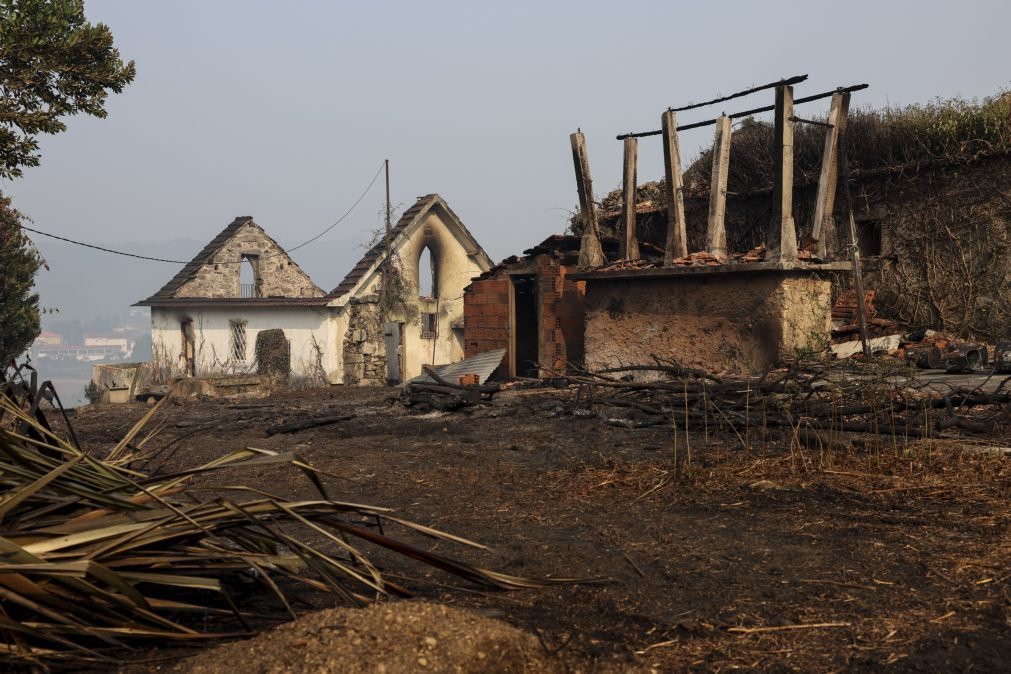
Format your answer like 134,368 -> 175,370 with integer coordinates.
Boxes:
542,358 -> 1011,443
264,413 -> 356,436
727,622 -> 851,634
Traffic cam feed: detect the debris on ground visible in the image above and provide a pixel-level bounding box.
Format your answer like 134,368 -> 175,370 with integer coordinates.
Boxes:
401,353 -> 505,412
0,373 -> 571,667
171,601 -> 589,674
540,359 -> 1011,441
58,380 -> 1010,672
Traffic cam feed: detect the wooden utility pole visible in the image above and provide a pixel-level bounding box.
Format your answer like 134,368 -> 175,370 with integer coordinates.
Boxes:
381,159 -> 393,307
769,85 -> 798,262
621,136 -> 640,260
838,117 -> 871,360
812,92 -> 849,258
706,115 -> 732,260
384,159 -> 392,243
570,131 -> 605,269
661,110 -> 688,264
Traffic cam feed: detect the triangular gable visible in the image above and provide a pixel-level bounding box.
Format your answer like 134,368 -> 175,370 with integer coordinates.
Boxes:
329,194 -> 492,302
138,216 -> 324,304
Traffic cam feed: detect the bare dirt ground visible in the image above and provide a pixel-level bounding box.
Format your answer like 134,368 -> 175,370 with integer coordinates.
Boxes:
64,385 -> 1010,673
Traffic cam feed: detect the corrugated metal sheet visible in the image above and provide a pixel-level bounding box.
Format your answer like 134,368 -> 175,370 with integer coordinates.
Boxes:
404,349 -> 506,387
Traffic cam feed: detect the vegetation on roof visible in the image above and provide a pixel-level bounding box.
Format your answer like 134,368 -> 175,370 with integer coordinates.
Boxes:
585,90 -> 1011,219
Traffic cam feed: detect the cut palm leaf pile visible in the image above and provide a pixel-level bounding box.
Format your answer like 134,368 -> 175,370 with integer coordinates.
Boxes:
0,393 -> 572,666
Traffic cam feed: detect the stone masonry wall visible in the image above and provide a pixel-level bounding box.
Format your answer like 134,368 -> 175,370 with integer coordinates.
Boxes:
177,222 -> 324,298
583,272 -> 833,375
342,296 -> 388,386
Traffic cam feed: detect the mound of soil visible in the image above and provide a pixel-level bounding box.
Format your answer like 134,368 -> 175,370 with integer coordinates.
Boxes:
174,602 -> 564,674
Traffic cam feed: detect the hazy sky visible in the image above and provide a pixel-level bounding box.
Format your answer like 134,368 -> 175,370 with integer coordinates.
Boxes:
8,0 -> 1011,317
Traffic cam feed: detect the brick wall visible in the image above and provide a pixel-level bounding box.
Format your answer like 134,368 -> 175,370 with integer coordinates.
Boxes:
463,276 -> 510,376
536,258 -> 585,373
463,254 -> 586,377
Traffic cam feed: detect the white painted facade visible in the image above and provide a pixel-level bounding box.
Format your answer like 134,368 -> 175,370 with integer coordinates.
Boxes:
140,195 -> 492,386
150,305 -> 336,379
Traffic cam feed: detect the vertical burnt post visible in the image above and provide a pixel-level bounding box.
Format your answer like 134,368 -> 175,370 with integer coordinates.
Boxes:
570,131 -> 605,270
707,115 -> 732,260
621,136 -> 640,260
769,84 -> 798,262
661,110 -> 688,264
837,93 -> 871,360
812,92 -> 849,259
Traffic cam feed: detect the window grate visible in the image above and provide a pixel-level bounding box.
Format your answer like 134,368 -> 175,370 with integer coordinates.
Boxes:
421,312 -> 438,339
230,320 -> 247,362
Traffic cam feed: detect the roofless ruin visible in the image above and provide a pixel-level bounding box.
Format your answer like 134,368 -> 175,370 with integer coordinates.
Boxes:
568,76 -> 867,373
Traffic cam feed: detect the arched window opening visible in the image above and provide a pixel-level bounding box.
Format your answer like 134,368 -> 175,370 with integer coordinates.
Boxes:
418,246 -> 437,299
240,254 -> 259,298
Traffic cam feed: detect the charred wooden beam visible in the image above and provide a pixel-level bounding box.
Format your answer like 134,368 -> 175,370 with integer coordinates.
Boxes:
621,136 -> 640,260
570,131 -> 606,269
667,74 -> 808,113
661,110 -> 688,264
768,85 -> 798,262
812,92 -> 849,258
706,115 -> 732,260
617,83 -> 868,140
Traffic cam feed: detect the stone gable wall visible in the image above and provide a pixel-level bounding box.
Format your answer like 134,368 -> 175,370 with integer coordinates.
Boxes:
176,222 -> 324,298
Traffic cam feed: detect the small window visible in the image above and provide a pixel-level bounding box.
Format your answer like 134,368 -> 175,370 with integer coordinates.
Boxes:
421,312 -> 438,339
230,320 -> 247,361
418,246 -> 437,299
240,254 -> 260,298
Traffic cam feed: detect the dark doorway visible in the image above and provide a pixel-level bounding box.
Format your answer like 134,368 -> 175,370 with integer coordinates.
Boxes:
511,275 -> 539,378
180,320 -> 196,377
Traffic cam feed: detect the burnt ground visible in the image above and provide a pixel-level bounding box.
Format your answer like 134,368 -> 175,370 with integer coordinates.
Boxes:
62,386 -> 1010,673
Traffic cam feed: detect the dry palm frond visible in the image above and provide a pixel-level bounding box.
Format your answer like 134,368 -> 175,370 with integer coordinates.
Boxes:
0,392 -> 573,665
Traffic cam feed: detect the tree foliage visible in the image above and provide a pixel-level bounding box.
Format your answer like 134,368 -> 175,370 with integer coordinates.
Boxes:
0,0 -> 133,365
0,196 -> 42,365
0,0 -> 135,179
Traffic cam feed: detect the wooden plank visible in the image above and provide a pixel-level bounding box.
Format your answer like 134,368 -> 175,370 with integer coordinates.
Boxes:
769,85 -> 798,261
812,92 -> 850,258
706,115 -> 732,260
621,136 -> 640,260
661,110 -> 688,264
570,132 -> 605,269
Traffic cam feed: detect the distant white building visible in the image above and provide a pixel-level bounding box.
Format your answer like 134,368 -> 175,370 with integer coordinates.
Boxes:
84,334 -> 131,354
36,344 -> 126,362
34,331 -> 62,346
136,194 -> 493,385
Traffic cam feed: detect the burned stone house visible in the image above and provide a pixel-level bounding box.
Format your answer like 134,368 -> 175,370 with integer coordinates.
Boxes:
467,81 -> 867,376
137,194 -> 493,385
589,101 -> 1011,341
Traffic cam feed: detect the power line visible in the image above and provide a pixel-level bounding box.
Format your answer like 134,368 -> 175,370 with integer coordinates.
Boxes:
17,225 -> 190,263
283,162 -> 385,254
18,161 -> 386,265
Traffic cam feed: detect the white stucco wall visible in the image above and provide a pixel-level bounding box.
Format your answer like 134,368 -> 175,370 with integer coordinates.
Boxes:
151,306 -> 337,381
